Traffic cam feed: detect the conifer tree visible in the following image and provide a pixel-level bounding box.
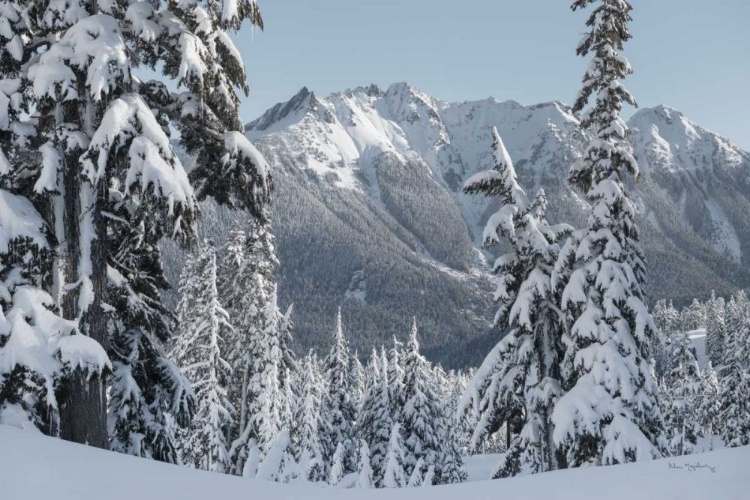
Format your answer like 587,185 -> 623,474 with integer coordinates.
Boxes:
257,429 -> 296,483
383,422 -> 406,488
107,211 -> 194,462
462,127 -> 571,476
1,0 -> 270,448
705,292 -> 726,368
717,314 -> 750,447
356,439 -> 374,488
329,441 -> 346,486
387,338 -> 405,424
171,243 -> 234,473
323,309 -> 357,471
401,319 -> 455,482
696,361 -> 720,447
661,331 -> 701,456
295,352 -> 326,482
551,0 -> 666,466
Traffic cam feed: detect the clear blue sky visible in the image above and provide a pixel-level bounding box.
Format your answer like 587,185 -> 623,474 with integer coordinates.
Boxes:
236,0 -> 750,149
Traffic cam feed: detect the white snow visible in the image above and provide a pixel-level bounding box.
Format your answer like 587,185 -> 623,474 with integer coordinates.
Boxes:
1,425 -> 748,499
687,328 -> 708,369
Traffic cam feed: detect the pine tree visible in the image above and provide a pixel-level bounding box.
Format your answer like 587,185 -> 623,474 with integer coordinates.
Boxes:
4,0 -> 270,448
661,331 -> 701,456
358,348 -> 392,487
323,309 -> 357,472
356,439 -> 374,488
401,319 -> 456,482
171,243 -> 234,473
551,0 -> 666,466
294,352 -> 326,482
705,292 -> 726,368
383,422 -> 406,488
462,127 -> 571,476
696,361 -> 720,448
329,441 -> 346,486
107,207 -> 194,463
256,429 -> 296,483
717,314 -> 750,447
387,338 -> 405,424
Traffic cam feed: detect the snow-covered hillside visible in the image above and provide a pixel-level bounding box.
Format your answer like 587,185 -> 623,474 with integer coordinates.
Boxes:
165,82 -> 750,367
2,426 -> 747,499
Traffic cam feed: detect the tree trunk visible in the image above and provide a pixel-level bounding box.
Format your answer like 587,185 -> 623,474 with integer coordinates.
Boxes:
57,100 -> 109,448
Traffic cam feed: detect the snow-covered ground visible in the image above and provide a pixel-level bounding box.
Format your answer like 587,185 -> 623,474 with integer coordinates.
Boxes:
2,426 -> 748,499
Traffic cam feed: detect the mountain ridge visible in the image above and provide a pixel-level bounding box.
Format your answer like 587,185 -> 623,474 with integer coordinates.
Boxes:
170,82 -> 750,367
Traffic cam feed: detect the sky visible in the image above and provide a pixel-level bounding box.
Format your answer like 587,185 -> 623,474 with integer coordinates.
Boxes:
235,0 -> 750,149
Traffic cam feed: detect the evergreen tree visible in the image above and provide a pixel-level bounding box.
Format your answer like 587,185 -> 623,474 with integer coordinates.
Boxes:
107,210 -> 194,463
551,0 -> 665,466
717,314 -> 750,447
294,352 -> 326,482
171,243 -> 234,473
705,292 -> 726,368
661,331 -> 701,456
323,309 -> 357,472
1,0 -> 270,448
696,361 -> 720,448
387,338 -> 405,424
256,429 -> 296,483
462,127 -> 571,476
401,319 -> 455,482
356,439 -> 374,488
329,441 -> 346,486
383,422 -> 406,488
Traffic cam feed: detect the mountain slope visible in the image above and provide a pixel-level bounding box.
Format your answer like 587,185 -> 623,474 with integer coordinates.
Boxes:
167,83 -> 750,368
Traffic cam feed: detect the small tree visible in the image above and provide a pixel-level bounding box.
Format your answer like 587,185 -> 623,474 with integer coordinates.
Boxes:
356,439 -> 374,488
661,331 -> 701,456
718,315 -> 750,447
383,423 -> 406,488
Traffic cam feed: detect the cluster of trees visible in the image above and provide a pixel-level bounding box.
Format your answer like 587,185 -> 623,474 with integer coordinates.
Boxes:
0,0 -> 269,461
654,292 -> 750,453
172,229 -> 468,487
460,0 -> 666,478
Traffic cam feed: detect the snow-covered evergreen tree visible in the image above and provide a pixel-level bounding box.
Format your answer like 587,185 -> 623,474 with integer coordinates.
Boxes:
661,331 -> 701,456
401,319 -> 460,483
294,352 -> 326,482
383,423 -> 406,488
387,338 -> 405,424
323,309 -> 357,472
705,292 -> 726,368
696,361 -> 720,447
256,429 -> 296,483
551,0 -> 666,466
356,439 -> 374,488
717,314 -> 750,447
462,127 -> 571,476
329,441 -> 346,486
107,210 -> 194,463
1,0 -> 270,447
171,243 -> 234,473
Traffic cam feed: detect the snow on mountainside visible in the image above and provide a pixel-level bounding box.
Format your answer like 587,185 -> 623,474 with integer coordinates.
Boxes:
165,83 -> 750,368
2,425 -> 747,499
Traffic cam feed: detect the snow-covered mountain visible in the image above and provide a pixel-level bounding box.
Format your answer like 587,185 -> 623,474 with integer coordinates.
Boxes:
184,83 -> 750,367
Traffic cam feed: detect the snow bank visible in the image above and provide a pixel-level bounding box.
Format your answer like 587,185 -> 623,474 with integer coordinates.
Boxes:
1,425 -> 748,499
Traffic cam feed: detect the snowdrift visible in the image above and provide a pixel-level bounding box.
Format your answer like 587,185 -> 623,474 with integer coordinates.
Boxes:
1,425 -> 747,500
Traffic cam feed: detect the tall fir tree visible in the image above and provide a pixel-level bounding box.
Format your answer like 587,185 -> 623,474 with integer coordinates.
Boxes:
660,331 -> 701,456
358,348 -> 392,486
1,0 -> 270,448
696,361 -> 720,448
323,309 -> 357,472
551,0 -> 666,466
383,422 -> 406,488
356,439 -> 374,488
705,292 -> 726,368
295,352 -> 326,482
171,243 -> 234,473
462,127 -> 571,476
